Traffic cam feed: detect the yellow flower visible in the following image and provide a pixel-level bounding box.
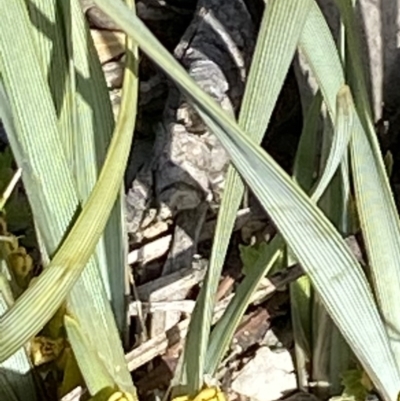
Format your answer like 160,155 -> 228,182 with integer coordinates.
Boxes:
172,386 -> 226,401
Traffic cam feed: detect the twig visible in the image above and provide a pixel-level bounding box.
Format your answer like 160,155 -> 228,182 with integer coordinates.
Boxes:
0,168 -> 22,210
129,299 -> 196,315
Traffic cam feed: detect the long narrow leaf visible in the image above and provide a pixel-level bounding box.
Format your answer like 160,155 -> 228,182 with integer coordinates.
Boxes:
349,114 -> 400,362
64,315 -> 115,395
205,235 -> 284,374
301,0 -> 400,373
0,5 -> 134,389
298,2 -> 345,117
183,0 -> 314,392
335,0 -> 400,367
291,91 -> 322,388
27,0 -> 131,390
334,0 -> 374,123
293,91 -> 322,192
25,0 -> 68,115
0,277 -> 38,401
206,90 -> 322,384
311,86 -> 353,201
198,109 -> 400,401
67,0 -> 138,394
66,0 -> 129,335
316,97 -> 353,395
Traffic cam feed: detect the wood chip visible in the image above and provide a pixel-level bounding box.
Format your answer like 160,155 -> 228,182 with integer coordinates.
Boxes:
136,264 -> 206,301
129,299 -> 196,316
87,6 -> 123,31
232,308 -> 271,353
90,29 -> 125,64
128,234 -> 173,265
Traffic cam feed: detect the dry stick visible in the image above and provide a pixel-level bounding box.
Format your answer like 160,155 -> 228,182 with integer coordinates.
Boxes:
0,168 -> 22,210
125,263 -> 303,371
129,299 -> 197,315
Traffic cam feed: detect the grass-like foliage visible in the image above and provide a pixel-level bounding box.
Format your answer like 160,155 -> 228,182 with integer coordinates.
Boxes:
0,1 -> 399,401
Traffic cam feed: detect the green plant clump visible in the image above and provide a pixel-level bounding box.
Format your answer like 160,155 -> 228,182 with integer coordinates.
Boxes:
1,1 -> 400,401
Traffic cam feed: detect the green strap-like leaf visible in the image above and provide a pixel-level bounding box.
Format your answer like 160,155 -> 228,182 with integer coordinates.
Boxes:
309,103 -> 353,395
335,0 -> 400,369
63,0 -> 128,334
64,315 -> 116,395
197,106 -> 399,401
293,91 -> 322,192
349,113 -> 400,364
64,0 -> 138,395
0,276 -> 38,401
0,6 -> 135,394
182,1 -> 314,392
302,0 -> 400,376
205,235 -> 284,374
311,86 -> 353,202
291,91 -> 322,388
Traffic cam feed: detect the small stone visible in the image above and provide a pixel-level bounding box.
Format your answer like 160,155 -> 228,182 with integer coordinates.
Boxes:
231,346 -> 297,401
262,329 -> 281,348
103,61 -> 124,89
